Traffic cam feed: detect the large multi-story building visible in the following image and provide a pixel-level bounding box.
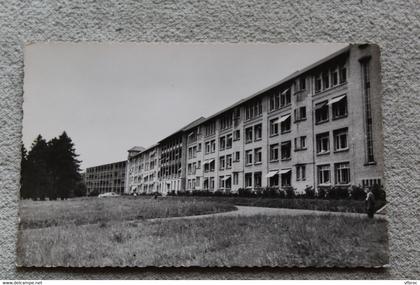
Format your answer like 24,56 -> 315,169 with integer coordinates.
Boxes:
125,145 -> 160,194
126,44 -> 383,195
85,160 -> 127,195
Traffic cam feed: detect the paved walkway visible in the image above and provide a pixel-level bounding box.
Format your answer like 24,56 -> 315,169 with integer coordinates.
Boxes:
148,205 -> 386,222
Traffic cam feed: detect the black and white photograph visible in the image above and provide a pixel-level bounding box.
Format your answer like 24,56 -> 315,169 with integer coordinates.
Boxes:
17,43 -> 388,267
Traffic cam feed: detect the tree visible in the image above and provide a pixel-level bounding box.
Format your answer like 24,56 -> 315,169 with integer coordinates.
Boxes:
21,132 -> 83,200
25,135 -> 50,200
47,132 -> 82,199
20,144 -> 29,199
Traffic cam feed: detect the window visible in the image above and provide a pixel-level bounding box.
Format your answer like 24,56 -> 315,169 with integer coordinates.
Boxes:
205,121 -> 216,137
295,77 -> 306,92
318,164 -> 330,184
234,151 -> 240,162
245,100 -> 262,120
205,142 -> 211,154
294,136 -> 307,150
245,173 -> 252,188
219,156 -> 225,170
315,75 -> 322,93
254,124 -> 262,141
203,178 -> 209,190
340,66 -> 347,84
270,143 -> 279,161
219,136 -> 226,150
335,162 -> 350,184
197,160 -> 201,169
197,143 -> 202,152
209,177 -> 215,190
245,127 -> 253,143
254,148 -> 262,164
209,160 -> 215,172
245,150 -> 253,165
281,141 -> 291,160
219,176 -> 225,189
322,72 -> 330,89
334,128 -> 348,151
269,118 -> 279,136
296,164 -> 306,181
280,88 -> 291,107
254,172 -> 262,188
226,154 -> 232,169
316,132 -> 330,154
361,58 -> 375,163
280,115 -> 291,133
269,171 -> 279,186
210,140 -> 216,153
226,134 -> 233,149
332,95 -> 348,119
233,172 -> 239,185
225,175 -> 232,189
220,113 -> 233,130
315,101 -> 329,124
233,130 -> 240,141
332,69 -> 339,86
294,106 -> 306,122
281,170 -> 291,187
269,93 -> 280,111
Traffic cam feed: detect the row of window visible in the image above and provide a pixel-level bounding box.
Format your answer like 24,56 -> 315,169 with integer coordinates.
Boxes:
315,65 -> 347,93
316,128 -> 348,155
185,160 -> 351,190
198,95 -> 347,152
315,95 -> 348,124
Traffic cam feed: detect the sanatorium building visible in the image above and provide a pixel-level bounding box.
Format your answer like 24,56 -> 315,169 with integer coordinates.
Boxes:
85,44 -> 384,196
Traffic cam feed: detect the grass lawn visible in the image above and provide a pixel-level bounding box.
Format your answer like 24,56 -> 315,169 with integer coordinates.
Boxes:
17,213 -> 388,267
18,196 -> 236,230
17,196 -> 388,267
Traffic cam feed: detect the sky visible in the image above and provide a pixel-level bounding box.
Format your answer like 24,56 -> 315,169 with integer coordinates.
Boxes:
23,42 -> 347,170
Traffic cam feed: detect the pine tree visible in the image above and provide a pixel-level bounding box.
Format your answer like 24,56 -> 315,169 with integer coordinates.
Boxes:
20,144 -> 29,199
26,135 -> 50,200
48,131 -> 82,199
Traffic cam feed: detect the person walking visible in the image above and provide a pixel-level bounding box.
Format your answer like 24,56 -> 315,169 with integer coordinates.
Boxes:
366,188 -> 376,218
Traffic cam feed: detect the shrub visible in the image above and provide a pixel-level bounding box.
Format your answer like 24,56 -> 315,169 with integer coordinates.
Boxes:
327,186 -> 350,200
192,190 -> 212,196
238,188 -> 253,197
304,186 -> 315,198
262,187 -> 280,198
350,185 -> 366,200
282,186 -> 296,199
167,190 -> 177,196
371,183 -> 386,201
213,190 -> 224,197
316,186 -> 330,199
88,189 -> 100,197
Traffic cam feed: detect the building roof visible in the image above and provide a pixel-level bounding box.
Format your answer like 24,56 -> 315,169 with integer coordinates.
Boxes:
129,143 -> 159,159
182,44 -> 351,130
158,116 -> 207,143
86,160 -> 127,170
128,146 -> 146,152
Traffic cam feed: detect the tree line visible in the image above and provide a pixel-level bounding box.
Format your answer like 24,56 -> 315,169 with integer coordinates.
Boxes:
20,131 -> 86,200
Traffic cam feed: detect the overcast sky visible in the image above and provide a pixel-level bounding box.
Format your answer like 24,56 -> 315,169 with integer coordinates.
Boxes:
23,42 -> 347,170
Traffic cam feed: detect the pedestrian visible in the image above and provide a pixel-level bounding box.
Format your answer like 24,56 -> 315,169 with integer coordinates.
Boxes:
366,188 -> 376,218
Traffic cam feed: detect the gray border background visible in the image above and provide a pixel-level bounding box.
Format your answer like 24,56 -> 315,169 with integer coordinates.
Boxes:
0,0 -> 419,279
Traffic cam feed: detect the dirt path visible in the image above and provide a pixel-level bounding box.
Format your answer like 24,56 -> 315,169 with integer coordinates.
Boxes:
148,205 -> 386,222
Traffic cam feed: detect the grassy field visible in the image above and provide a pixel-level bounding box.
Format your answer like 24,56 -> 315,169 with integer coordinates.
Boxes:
18,196 -> 236,230
17,196 -> 388,267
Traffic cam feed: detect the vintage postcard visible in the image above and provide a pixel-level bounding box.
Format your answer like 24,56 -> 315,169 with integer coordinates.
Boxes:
17,43 -> 388,267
